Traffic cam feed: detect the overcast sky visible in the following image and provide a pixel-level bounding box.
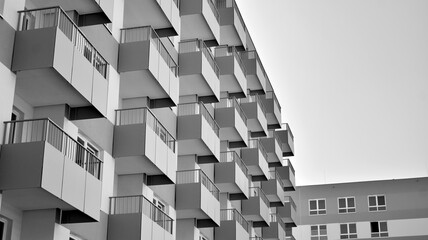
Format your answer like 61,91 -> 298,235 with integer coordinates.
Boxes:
235,0 -> 428,185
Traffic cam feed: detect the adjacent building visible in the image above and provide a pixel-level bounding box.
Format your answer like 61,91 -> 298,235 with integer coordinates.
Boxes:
0,0 -> 297,240
292,177 -> 428,240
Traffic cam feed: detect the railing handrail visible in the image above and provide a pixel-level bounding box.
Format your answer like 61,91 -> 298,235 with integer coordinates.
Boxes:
220,151 -> 248,176
176,169 -> 220,200
3,118 -> 102,179
249,187 -> 269,207
120,26 -> 178,77
177,102 -> 220,136
17,6 -> 109,78
179,39 -> 220,77
220,209 -> 249,232
109,195 -> 174,233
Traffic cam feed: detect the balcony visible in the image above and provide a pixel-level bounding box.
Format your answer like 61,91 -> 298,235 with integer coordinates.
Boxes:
240,51 -> 267,94
123,0 -> 180,36
0,119 -> 102,222
29,0 -> 114,25
261,171 -> 285,207
214,209 -> 249,240
240,94 -> 268,137
108,195 -> 173,240
240,139 -> 269,181
12,7 -> 109,116
260,131 -> 283,167
214,46 -> 247,97
275,160 -> 296,191
179,39 -> 220,102
277,197 -> 297,228
276,124 -> 295,157
214,97 -> 248,147
214,152 -> 249,200
176,169 -> 220,227
118,26 -> 179,107
262,214 -> 286,240
242,187 -> 270,227
261,91 -> 282,130
216,0 -> 247,48
113,107 -> 177,184
177,102 -> 220,163
180,0 -> 220,45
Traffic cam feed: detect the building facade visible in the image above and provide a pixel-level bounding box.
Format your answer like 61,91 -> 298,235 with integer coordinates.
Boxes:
0,0 -> 297,240
292,177 -> 428,240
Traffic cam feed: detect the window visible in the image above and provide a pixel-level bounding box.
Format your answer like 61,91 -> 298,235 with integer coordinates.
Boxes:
311,225 -> 327,240
309,199 -> 326,215
0,216 -> 9,240
368,195 -> 386,211
340,223 -> 357,239
371,221 -> 388,237
338,197 -> 356,213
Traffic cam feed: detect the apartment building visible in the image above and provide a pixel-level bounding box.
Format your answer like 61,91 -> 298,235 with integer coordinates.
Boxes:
292,177 -> 428,240
0,0 -> 297,240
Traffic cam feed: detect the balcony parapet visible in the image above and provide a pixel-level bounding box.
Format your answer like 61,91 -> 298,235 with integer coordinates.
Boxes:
215,97 -> 247,125
178,102 -> 220,137
220,209 -> 249,233
220,151 -> 248,176
176,169 -> 220,200
179,39 -> 220,77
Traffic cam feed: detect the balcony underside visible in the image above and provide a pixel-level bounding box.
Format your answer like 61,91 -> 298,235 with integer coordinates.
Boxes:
220,25 -> 245,48
247,74 -> 265,95
215,221 -> 249,240
115,156 -> 173,184
180,74 -> 219,103
241,197 -> 269,227
214,162 -> 249,200
262,222 -> 285,240
241,148 -> 268,181
219,74 -> 246,98
261,180 -> 284,207
181,14 -> 219,45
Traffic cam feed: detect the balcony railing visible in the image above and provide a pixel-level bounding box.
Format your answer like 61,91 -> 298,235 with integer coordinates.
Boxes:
220,209 -> 249,233
240,50 -> 269,84
284,196 -> 297,210
283,159 -> 295,175
269,170 -> 285,190
270,213 -> 286,230
178,102 -> 220,136
207,0 -> 220,21
266,91 -> 281,111
214,46 -> 246,75
220,151 -> 248,176
18,7 -> 108,78
3,118 -> 102,179
115,107 -> 176,153
285,123 -> 294,141
214,97 -> 247,124
247,139 -> 268,161
176,169 -> 220,200
239,94 -> 267,115
109,195 -> 173,234
120,26 -> 178,76
249,187 -> 269,207
250,236 -> 263,240
179,39 -> 220,77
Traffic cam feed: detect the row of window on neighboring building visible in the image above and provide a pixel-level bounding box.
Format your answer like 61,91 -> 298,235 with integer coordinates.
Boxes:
311,221 -> 388,239
309,195 -> 386,215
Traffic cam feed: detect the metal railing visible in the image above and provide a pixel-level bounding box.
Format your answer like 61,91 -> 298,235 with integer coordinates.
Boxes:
177,102 -> 220,137
249,187 -> 269,207
214,97 -> 247,124
270,213 -> 286,230
17,7 -> 108,78
120,26 -> 178,77
214,46 -> 246,75
115,107 -> 176,152
284,196 -> 297,210
220,151 -> 248,176
179,39 -> 220,77
3,118 -> 102,179
269,170 -> 285,190
247,139 -> 268,161
176,169 -> 220,200
109,195 -> 173,233
220,209 -> 249,232
266,91 -> 281,111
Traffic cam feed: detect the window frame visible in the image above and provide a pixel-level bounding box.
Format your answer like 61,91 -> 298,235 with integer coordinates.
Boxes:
339,223 -> 357,239
310,224 -> 328,240
370,221 -> 388,238
309,198 -> 327,215
337,196 -> 356,214
368,195 -> 387,212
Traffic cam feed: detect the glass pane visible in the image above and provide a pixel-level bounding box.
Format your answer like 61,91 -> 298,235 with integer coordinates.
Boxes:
310,210 -> 317,215
350,234 -> 357,239
378,196 -> 385,205
318,200 -> 326,209
349,208 -> 356,213
347,197 -> 355,207
371,222 -> 379,233
320,228 -> 327,235
369,207 -> 377,211
311,230 -> 318,236
380,233 -> 389,237
349,223 -> 357,233
319,210 -> 326,214
378,206 -> 386,211
311,237 -> 318,240
338,198 -> 346,208
339,209 -> 346,213
311,226 -> 318,231
380,222 -> 388,231
340,224 -> 348,234
340,235 -> 347,239
320,237 -> 328,240
320,225 -> 327,230
368,196 -> 376,206
310,200 -> 317,210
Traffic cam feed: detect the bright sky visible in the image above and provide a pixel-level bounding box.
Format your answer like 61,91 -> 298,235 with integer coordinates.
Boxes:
235,0 -> 428,185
